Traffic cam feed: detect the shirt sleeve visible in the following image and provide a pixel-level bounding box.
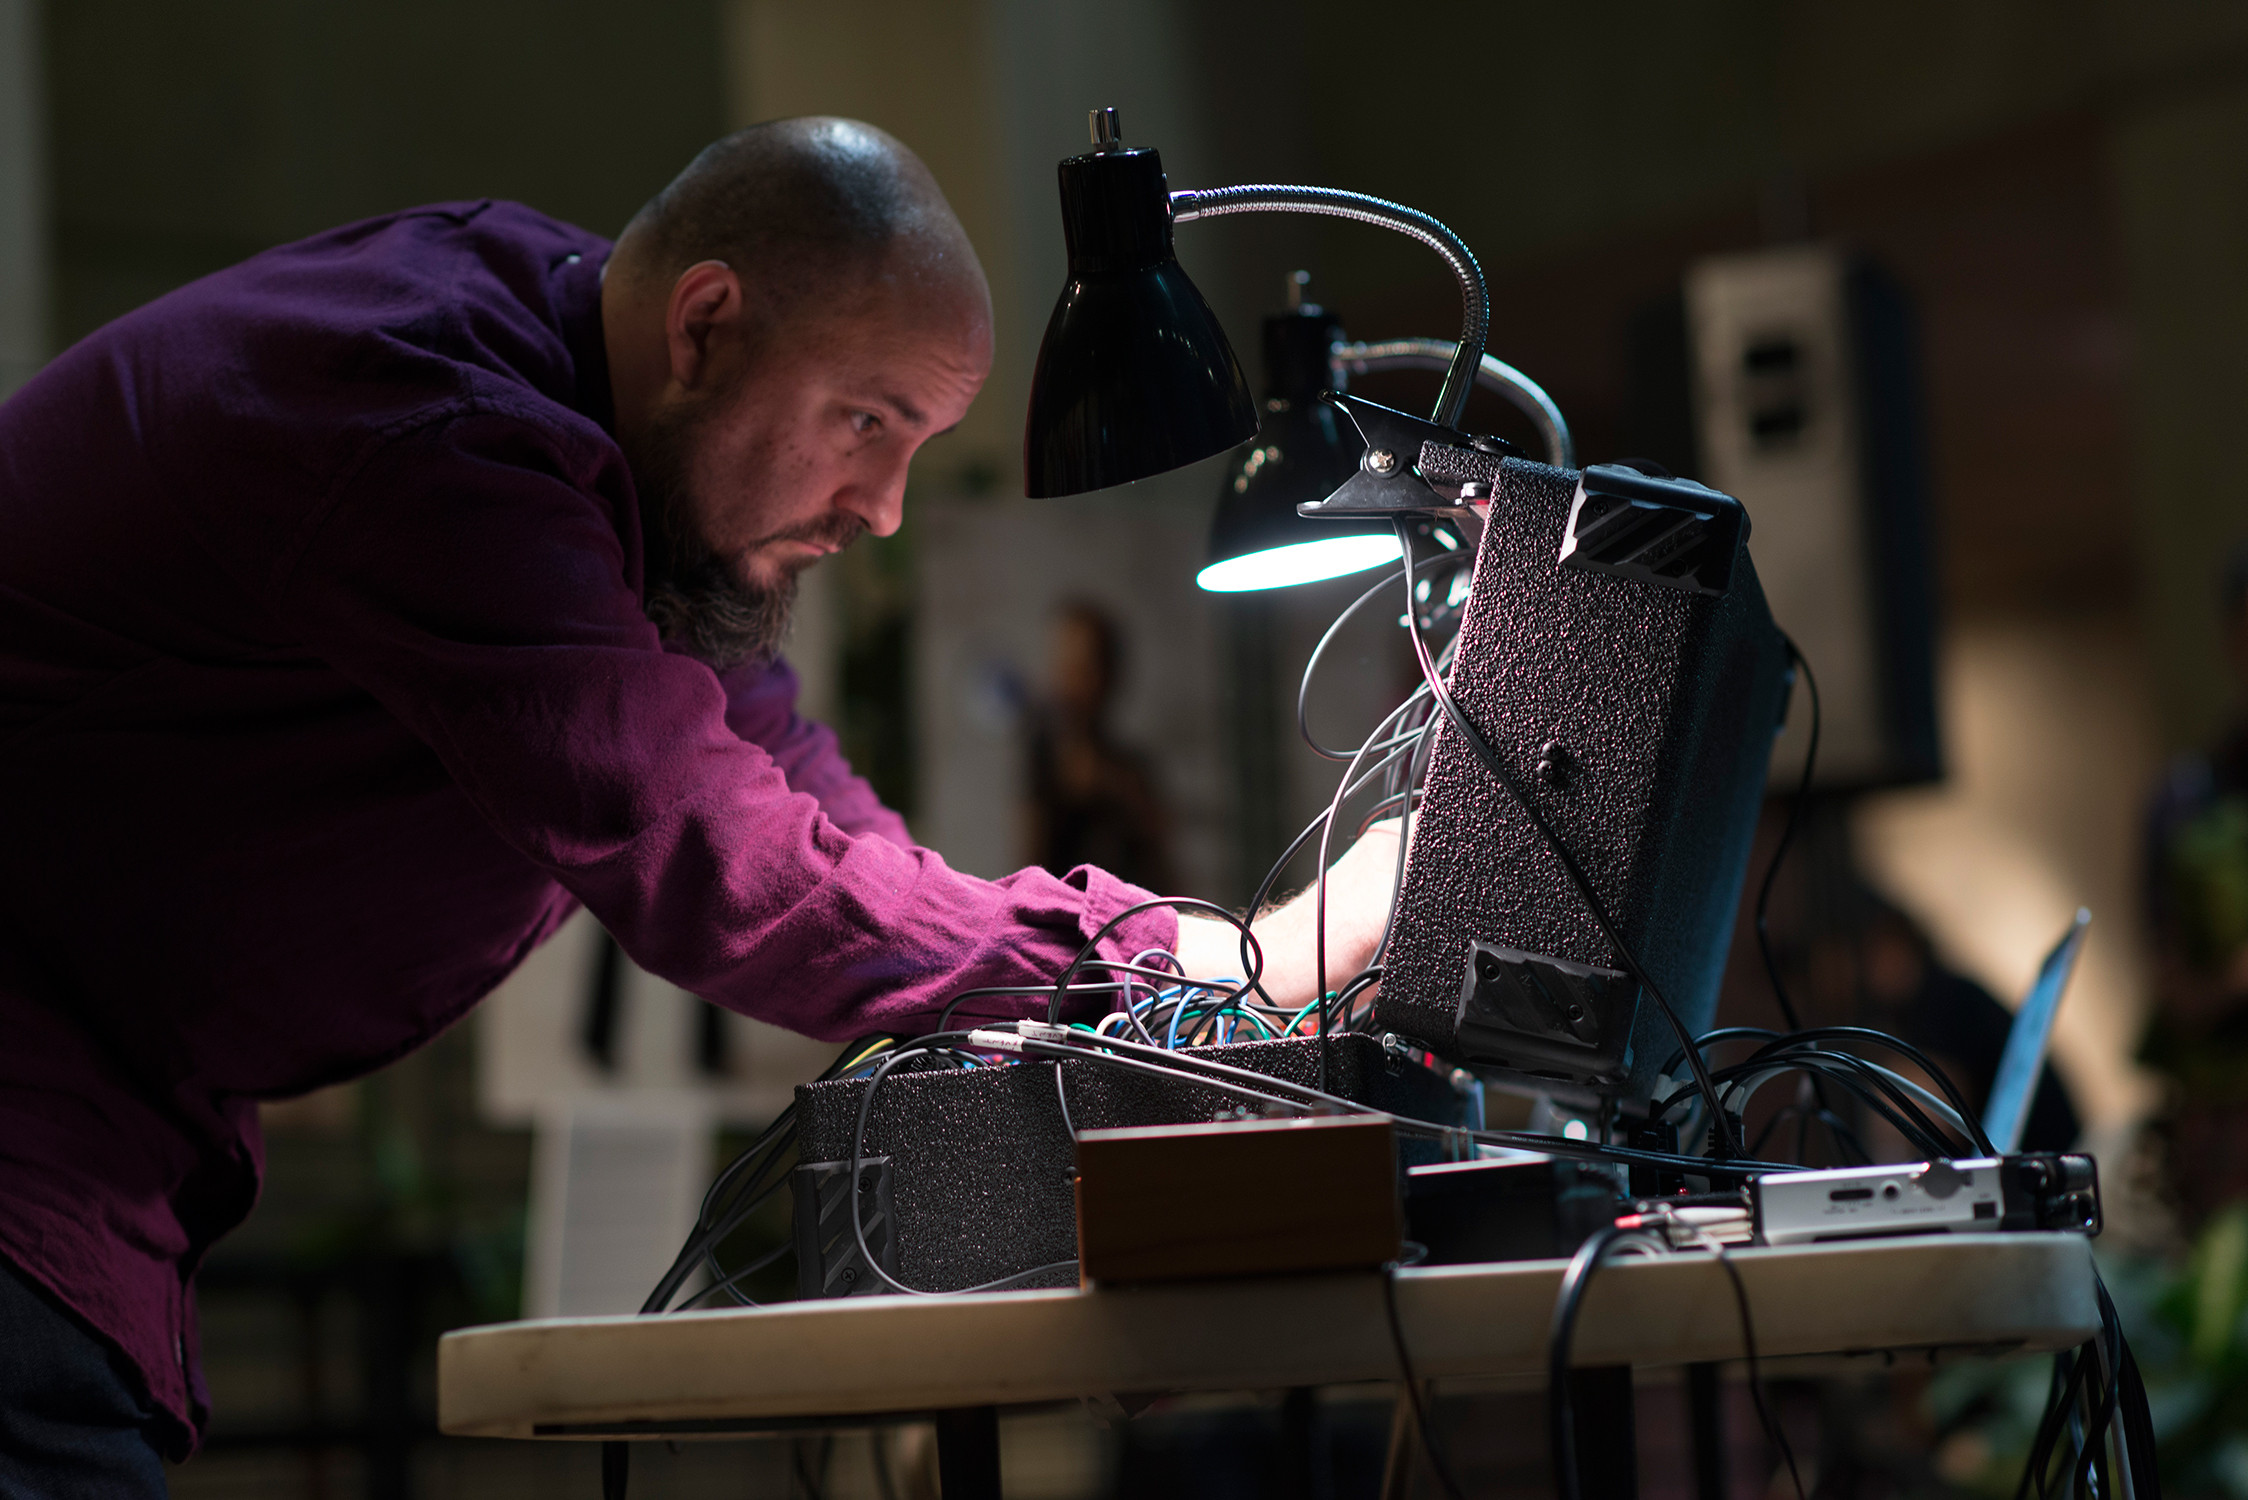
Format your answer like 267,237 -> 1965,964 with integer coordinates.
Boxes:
709,654 -> 913,846
267,406 -> 1177,1040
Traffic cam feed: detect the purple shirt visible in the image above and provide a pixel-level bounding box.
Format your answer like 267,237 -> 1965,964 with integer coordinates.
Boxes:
0,201 -> 1174,1448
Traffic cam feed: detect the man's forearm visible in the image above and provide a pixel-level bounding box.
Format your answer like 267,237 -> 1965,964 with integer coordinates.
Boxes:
1170,821 -> 1403,1011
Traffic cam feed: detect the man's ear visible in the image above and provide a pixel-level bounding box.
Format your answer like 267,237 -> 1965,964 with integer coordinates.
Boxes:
664,260 -> 742,391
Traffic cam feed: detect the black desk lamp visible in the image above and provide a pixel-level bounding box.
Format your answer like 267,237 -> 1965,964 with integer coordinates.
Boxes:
1199,272 -> 1583,593
1023,107 -> 1490,501
1197,280 -> 1395,591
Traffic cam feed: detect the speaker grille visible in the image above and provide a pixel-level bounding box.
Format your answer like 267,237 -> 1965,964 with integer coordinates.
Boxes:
1376,458 -> 1789,1108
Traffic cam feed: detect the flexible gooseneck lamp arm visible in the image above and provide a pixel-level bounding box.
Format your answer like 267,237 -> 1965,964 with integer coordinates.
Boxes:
1168,186 -> 1490,432
1332,339 -> 1575,469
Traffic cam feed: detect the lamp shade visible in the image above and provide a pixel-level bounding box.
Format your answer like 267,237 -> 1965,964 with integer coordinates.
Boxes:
1197,304 -> 1399,592
1024,144 -> 1257,498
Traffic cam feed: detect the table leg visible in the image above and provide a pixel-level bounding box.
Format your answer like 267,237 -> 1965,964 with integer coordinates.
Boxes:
936,1406 -> 1002,1498
1569,1366 -> 1638,1500
1280,1386 -> 1335,1500
1687,1363 -> 1725,1500
1378,1389 -> 1416,1500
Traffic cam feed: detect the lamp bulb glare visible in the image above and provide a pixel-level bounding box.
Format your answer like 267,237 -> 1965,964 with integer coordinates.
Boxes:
1195,534 -> 1402,593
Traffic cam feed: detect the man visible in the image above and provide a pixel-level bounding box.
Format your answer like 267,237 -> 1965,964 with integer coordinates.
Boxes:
0,118 -> 1398,1490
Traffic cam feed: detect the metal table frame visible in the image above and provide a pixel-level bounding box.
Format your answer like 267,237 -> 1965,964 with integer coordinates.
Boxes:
440,1233 -> 2099,1498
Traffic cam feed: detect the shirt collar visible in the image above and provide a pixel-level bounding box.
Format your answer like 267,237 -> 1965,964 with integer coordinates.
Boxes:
552,246 -> 617,437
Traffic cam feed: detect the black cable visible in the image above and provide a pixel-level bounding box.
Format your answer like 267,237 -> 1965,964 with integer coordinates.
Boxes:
1372,718 -> 1441,967
683,1146 -> 799,1308
937,982 -> 1130,1032
2017,1348 -> 2095,1500
1075,960 -> 1249,990
1690,1059 -> 1953,1160
1393,518 -> 1743,1160
829,1025 -> 1807,1320
1247,750 -> 1424,925
1738,1027 -> 1995,1155
696,1160 -> 800,1300
1705,1241 -> 1806,1500
1053,1060 -> 1076,1136
2048,1276 -> 2139,1500
693,1111 -> 800,1229
1047,897 -> 1268,1023
2101,1273 -> 2161,1500
642,1038 -> 896,1316
1009,1034 -> 1340,1116
1382,1265 -> 1468,1500
1749,1100 -> 1866,1165
2068,1350 -> 2115,1500
1300,564 -> 1408,759
645,1123 -> 797,1314
1779,1052 -> 1977,1154
846,1039 -> 1084,1295
1816,1108 -> 1873,1164
1689,1053 -> 1969,1160
680,1235 -> 794,1310
1314,663 -> 1425,1090
1545,1222 -> 1801,1500
2030,1357 -> 2069,1500
942,1022 -> 1797,1181
1548,1224 -> 1638,1500
1756,637 -> 1820,1030
1659,1028 -> 1783,1075
1656,1026 -> 1994,1160
1333,967 -> 1384,1033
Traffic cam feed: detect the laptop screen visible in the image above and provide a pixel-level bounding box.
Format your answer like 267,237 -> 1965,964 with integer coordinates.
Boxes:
1981,909 -> 2091,1156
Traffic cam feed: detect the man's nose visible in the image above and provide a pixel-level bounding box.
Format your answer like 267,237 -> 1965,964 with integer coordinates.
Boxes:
838,457 -> 909,538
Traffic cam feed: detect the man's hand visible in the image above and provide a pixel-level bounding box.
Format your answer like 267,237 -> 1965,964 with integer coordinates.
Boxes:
1171,820 -> 1406,1013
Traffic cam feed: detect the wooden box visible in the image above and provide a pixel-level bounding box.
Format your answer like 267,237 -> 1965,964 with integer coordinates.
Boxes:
1073,1115 -> 1401,1286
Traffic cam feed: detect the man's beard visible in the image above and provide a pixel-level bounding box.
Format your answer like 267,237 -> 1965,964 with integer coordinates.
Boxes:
631,396 -> 864,671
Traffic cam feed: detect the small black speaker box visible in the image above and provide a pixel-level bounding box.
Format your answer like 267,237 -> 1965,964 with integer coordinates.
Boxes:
1376,456 -> 1790,1109
792,1034 -> 1468,1296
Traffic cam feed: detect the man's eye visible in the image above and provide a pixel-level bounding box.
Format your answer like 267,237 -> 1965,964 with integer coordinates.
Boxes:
849,410 -> 882,436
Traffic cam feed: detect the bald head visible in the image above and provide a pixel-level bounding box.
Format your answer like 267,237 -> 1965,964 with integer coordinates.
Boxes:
611,116 -> 984,319
601,118 -> 994,670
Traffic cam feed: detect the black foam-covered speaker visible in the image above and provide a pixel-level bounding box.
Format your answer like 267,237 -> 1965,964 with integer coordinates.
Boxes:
792,1035 -> 1467,1295
1375,456 -> 1791,1110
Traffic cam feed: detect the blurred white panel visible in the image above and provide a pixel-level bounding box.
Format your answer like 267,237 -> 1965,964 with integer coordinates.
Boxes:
1688,245 -> 1886,783
524,1093 -> 711,1318
477,907 -> 847,1127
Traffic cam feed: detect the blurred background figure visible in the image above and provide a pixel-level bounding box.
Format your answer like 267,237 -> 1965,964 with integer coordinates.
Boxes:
1023,600 -> 1176,893
1855,895 -> 2080,1153
1733,807 -> 2078,1165
2142,543 -> 2248,1228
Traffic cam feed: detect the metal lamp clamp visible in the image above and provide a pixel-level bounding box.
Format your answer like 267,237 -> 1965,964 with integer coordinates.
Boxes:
1298,393 -> 1520,518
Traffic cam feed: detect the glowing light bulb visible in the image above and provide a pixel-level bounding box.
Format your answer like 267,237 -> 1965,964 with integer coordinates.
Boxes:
1194,533 -> 1401,593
